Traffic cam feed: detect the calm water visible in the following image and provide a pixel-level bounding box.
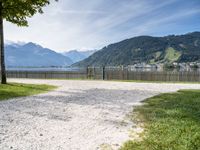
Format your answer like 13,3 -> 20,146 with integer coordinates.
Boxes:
6,67 -> 200,73
6,67 -> 83,72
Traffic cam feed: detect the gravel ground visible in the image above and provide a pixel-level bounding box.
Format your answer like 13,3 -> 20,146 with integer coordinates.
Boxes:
0,79 -> 200,150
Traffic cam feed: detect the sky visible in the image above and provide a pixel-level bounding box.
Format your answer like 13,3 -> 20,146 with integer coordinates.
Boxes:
4,0 -> 200,52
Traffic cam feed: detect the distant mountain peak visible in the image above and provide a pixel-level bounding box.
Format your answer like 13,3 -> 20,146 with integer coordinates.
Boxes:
62,49 -> 97,63
5,42 -> 73,67
26,42 -> 36,46
23,42 -> 43,48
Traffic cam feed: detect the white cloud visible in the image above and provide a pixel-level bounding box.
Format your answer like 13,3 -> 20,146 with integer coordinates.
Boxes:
4,0 -> 200,52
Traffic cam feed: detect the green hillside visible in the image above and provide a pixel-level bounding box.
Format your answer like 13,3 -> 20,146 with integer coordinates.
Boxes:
74,32 -> 200,66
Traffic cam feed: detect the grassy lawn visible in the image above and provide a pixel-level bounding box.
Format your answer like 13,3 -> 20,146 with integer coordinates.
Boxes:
121,90 -> 200,150
0,83 -> 56,101
164,47 -> 181,63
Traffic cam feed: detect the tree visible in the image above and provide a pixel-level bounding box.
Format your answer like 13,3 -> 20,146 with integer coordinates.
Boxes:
0,0 -> 57,84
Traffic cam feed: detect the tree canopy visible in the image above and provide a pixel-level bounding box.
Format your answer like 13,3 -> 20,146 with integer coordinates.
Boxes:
0,0 -> 57,84
1,0 -> 58,26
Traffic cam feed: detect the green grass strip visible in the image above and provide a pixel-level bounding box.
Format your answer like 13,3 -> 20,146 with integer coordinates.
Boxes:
121,90 -> 200,150
0,83 -> 56,101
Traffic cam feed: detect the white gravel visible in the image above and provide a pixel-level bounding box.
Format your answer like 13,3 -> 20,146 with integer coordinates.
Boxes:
0,79 -> 200,150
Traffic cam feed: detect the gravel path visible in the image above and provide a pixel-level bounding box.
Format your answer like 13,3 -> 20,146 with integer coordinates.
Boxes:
0,79 -> 200,150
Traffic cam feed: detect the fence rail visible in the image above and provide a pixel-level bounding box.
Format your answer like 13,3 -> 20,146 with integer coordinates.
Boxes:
4,67 -> 200,82
6,70 -> 87,79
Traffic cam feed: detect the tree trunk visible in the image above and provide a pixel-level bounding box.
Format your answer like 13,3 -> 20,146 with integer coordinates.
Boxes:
0,4 -> 7,84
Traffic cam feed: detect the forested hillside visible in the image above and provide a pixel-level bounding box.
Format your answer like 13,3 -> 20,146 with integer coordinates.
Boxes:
74,32 -> 200,66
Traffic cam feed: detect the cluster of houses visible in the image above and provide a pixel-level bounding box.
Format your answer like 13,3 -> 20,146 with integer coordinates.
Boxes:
172,62 -> 200,69
127,62 -> 200,71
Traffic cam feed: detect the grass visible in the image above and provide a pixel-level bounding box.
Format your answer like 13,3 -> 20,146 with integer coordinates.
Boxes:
155,51 -> 162,59
121,90 -> 200,150
0,83 -> 56,101
164,47 -> 181,63
149,52 -> 162,64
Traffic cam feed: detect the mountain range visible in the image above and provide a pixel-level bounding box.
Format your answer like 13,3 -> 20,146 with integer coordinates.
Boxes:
62,50 -> 97,63
5,32 -> 200,67
5,42 -> 95,67
75,32 -> 200,67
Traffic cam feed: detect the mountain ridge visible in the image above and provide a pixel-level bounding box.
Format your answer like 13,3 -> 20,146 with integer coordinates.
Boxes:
5,42 -> 73,67
74,32 -> 200,67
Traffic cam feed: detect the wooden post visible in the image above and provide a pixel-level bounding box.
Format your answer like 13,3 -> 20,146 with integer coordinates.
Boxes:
93,67 -> 95,79
86,66 -> 89,79
102,66 -> 105,80
121,65 -> 124,80
26,71 -> 28,78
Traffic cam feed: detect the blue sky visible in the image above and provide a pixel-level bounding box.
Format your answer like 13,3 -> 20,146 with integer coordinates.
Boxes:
4,0 -> 200,52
